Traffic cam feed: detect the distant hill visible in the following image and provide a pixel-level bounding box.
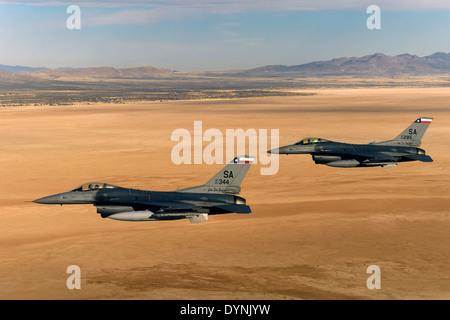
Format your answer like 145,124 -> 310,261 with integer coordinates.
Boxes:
229,52 -> 450,77
18,65 -> 175,80
0,64 -> 45,74
0,70 -> 41,84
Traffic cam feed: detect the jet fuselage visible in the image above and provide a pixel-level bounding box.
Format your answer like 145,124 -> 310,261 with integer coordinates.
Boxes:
270,140 -> 431,168
269,117 -> 433,168
34,184 -> 247,217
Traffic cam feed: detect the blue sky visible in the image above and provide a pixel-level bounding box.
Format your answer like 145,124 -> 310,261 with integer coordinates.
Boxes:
0,1 -> 449,71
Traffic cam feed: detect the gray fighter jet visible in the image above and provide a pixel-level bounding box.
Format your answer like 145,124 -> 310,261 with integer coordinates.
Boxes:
268,117 -> 433,168
33,156 -> 255,223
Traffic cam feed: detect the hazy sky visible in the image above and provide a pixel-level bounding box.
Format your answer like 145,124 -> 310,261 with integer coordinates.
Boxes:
0,0 -> 449,71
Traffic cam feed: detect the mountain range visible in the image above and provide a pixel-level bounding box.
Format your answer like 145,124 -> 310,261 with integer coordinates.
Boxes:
0,64 -> 46,73
231,52 -> 450,77
0,52 -> 449,83
17,65 -> 174,80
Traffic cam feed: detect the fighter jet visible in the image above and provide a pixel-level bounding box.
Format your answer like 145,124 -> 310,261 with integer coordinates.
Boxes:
268,117 -> 433,168
33,156 -> 254,223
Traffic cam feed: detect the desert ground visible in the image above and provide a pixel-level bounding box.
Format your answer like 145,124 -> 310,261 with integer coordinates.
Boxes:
0,87 -> 449,300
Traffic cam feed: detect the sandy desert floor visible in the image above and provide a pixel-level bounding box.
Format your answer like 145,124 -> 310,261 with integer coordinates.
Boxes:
0,87 -> 449,300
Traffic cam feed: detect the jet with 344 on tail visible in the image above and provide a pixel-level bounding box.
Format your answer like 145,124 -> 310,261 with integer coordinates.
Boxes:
33,156 -> 254,223
268,117 -> 433,168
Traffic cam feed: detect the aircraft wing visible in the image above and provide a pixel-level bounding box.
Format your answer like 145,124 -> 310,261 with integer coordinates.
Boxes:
149,203 -> 250,224
345,150 -> 398,162
147,201 -> 197,210
147,202 -> 251,214
348,150 -> 433,163
96,200 -> 250,224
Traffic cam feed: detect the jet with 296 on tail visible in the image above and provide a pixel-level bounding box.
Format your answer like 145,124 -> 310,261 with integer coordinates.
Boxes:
33,156 -> 254,223
268,117 -> 433,168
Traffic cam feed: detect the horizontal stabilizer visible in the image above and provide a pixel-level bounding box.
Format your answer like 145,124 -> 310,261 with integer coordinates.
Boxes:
215,204 -> 251,214
403,154 -> 433,162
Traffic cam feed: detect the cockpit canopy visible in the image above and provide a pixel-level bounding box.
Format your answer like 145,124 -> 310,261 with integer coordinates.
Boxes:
295,137 -> 328,145
71,182 -> 118,192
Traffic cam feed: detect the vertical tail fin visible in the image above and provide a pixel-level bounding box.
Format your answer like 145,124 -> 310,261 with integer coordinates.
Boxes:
179,155 -> 255,194
375,117 -> 433,146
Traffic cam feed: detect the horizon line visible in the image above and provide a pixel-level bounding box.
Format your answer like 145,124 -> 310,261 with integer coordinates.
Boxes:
1,51 -> 449,73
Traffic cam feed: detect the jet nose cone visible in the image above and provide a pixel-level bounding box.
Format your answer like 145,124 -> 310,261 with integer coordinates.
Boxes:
33,194 -> 61,204
269,146 -> 293,154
